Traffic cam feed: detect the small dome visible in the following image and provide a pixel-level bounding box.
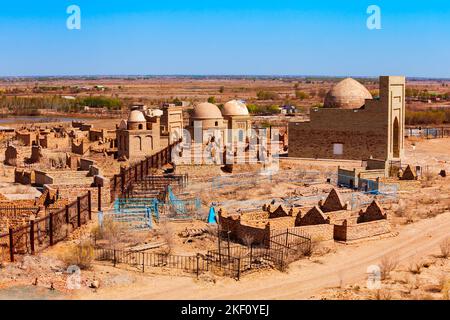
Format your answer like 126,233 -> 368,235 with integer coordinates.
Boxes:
324,78 -> 372,109
222,100 -> 249,116
192,102 -> 223,119
128,110 -> 146,122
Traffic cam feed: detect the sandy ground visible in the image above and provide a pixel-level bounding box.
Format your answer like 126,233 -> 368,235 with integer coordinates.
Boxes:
66,210 -> 450,300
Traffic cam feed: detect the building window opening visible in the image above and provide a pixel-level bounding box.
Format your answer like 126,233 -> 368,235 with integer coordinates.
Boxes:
333,143 -> 344,155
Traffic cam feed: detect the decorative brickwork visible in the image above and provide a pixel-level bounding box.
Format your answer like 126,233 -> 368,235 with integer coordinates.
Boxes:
357,200 -> 387,223
319,188 -> 348,213
295,206 -> 330,226
400,165 -> 417,180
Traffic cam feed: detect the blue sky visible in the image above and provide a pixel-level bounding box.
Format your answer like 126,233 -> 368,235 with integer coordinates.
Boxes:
0,1 -> 450,77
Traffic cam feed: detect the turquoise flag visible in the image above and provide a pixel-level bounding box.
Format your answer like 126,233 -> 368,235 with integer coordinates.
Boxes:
208,206 -> 217,224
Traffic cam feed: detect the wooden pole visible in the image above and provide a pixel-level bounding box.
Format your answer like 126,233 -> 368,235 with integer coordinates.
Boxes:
49,212 -> 54,246
97,186 -> 102,212
196,254 -> 200,279
237,257 -> 241,281
30,220 -> 35,255
121,172 -> 125,196
9,228 -> 14,262
77,197 -> 81,228
65,205 -> 69,224
88,191 -> 92,220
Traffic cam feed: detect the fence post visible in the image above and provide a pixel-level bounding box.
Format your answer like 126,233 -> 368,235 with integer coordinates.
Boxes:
97,186 -> 102,212
9,228 -> 14,262
88,191 -> 92,220
250,245 -> 253,269
237,257 -> 241,281
77,197 -> 81,228
196,254 -> 200,279
121,172 -> 125,195
49,212 -> 54,246
285,231 -> 289,248
30,219 -> 35,255
65,204 -> 69,224
142,252 -> 145,273
113,249 -> 117,267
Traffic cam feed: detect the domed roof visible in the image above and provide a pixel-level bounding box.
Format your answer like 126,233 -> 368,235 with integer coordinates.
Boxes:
192,102 -> 223,119
222,100 -> 249,116
324,78 -> 372,109
128,110 -> 146,122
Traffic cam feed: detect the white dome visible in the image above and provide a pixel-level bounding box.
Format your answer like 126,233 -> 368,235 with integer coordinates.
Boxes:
192,102 -> 223,119
324,78 -> 373,109
222,100 -> 249,116
128,110 -> 146,122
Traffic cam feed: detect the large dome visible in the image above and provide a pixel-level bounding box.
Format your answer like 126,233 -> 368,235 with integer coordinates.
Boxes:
324,78 -> 373,109
128,110 -> 146,122
192,102 -> 223,119
222,100 -> 249,116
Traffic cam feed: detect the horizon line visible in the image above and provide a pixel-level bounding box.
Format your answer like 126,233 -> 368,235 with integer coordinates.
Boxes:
0,74 -> 448,81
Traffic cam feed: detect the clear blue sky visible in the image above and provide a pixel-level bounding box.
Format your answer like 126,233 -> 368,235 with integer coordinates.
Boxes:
1,0 -> 449,77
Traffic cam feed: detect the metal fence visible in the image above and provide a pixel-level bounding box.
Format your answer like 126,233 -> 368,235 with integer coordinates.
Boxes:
93,228 -> 312,280
94,248 -> 209,279
210,170 -> 338,191
406,127 -> 450,139
0,191 -> 92,262
109,140 -> 184,202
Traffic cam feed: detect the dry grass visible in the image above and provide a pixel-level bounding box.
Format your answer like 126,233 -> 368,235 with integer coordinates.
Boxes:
158,221 -> 175,255
421,169 -> 436,187
59,239 -> 94,270
92,217 -> 126,248
408,260 -> 423,275
440,238 -> 450,259
372,289 -> 392,300
442,278 -> 450,300
380,254 -> 399,280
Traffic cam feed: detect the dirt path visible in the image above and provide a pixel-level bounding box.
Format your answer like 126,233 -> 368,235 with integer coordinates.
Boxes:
77,212 -> 450,300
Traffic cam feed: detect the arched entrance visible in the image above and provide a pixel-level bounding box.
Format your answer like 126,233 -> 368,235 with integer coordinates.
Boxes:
393,117 -> 400,158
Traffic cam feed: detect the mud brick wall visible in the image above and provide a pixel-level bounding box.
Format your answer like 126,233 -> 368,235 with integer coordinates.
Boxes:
241,211 -> 269,222
46,184 -> 110,211
14,169 -> 34,185
288,127 -> 388,160
40,136 -> 70,149
80,158 -> 96,171
334,220 -> 391,241
268,217 -> 295,230
16,132 -> 38,146
71,139 -> 90,155
325,210 -> 357,225
294,225 -> 334,242
235,223 -> 268,245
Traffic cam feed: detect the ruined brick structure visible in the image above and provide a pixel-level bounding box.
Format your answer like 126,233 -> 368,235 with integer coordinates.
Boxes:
218,188 -> 391,244
116,106 -> 161,161
4,145 -> 18,166
289,76 -> 405,162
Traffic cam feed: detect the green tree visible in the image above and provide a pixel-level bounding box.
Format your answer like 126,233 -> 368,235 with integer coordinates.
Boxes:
207,96 -> 216,104
295,91 -> 309,100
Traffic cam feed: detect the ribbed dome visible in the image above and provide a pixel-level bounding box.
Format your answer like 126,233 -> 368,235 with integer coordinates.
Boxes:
324,78 -> 372,109
192,102 -> 223,119
128,110 -> 146,122
222,100 -> 249,116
